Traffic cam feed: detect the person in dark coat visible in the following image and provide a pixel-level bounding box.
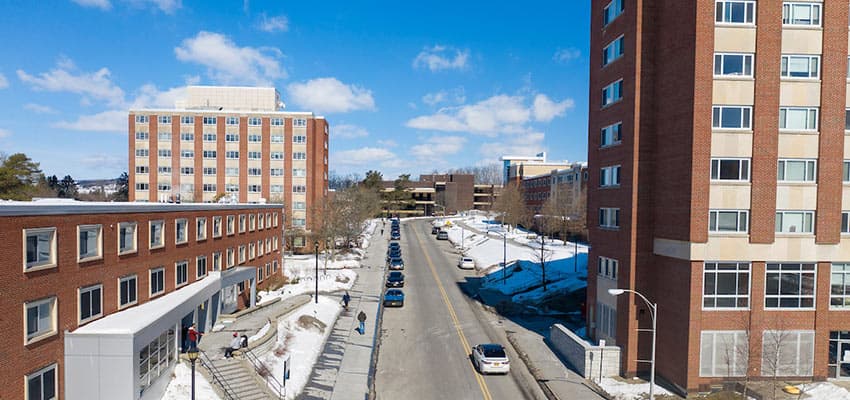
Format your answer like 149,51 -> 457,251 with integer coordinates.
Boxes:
357,311 -> 367,334
342,291 -> 351,310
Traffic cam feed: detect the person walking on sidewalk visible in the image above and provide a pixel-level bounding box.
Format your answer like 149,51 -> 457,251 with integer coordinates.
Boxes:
225,332 -> 241,358
357,310 -> 367,334
342,291 -> 351,310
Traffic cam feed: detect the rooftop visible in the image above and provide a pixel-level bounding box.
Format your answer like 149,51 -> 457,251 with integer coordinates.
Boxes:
0,199 -> 281,217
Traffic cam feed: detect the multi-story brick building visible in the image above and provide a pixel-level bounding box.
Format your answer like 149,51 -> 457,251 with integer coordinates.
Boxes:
587,0 -> 850,393
0,200 -> 283,400
522,163 -> 589,239
129,86 -> 328,250
379,174 -> 500,216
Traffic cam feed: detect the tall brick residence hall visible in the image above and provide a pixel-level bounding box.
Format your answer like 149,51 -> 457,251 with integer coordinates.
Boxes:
0,199 -> 284,400
587,0 -> 850,394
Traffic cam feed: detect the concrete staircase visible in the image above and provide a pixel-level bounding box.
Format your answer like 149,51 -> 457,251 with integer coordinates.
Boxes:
206,356 -> 277,400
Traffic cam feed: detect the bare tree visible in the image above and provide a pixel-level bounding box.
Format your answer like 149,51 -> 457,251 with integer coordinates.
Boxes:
531,237 -> 554,291
491,183 -> 530,232
541,184 -> 587,242
447,163 -> 503,185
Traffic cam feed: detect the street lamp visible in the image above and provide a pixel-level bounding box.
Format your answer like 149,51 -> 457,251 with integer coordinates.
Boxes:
314,240 -> 319,304
608,288 -> 657,400
187,346 -> 199,400
488,227 -> 508,284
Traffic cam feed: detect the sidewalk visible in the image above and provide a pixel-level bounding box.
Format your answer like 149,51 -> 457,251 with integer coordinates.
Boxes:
300,227 -> 387,400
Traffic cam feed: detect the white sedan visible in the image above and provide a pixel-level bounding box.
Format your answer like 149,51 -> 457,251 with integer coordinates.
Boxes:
471,344 -> 510,374
457,257 -> 475,270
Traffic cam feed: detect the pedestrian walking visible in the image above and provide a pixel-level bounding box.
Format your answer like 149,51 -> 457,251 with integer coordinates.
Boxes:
357,311 -> 367,334
187,323 -> 202,350
381,228 -> 384,236
342,291 -> 351,310
225,332 -> 241,358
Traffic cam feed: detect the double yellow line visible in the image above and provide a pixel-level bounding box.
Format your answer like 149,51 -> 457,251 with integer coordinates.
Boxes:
413,225 -> 493,400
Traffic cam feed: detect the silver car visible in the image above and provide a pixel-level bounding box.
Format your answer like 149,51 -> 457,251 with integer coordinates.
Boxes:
457,257 -> 475,269
472,344 -> 510,374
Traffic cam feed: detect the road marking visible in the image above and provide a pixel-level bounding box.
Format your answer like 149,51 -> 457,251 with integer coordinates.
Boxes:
412,225 -> 493,400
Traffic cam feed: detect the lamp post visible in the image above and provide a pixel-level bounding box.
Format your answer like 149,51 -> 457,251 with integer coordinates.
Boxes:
608,288 -> 657,400
541,236 -> 546,291
489,227 -> 507,284
314,241 -> 319,304
187,346 -> 199,400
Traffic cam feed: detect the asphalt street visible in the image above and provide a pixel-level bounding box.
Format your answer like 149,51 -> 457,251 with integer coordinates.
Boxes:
374,219 -> 542,400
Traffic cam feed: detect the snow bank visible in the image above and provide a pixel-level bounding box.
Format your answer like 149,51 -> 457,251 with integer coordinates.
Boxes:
598,377 -> 672,400
258,268 -> 356,304
162,361 -> 221,400
800,382 -> 850,399
249,321 -> 271,344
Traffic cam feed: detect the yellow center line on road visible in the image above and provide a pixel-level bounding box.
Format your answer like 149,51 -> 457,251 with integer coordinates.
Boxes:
412,225 -> 493,400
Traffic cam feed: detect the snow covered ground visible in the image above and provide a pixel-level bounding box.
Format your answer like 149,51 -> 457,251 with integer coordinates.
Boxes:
598,377 -> 672,400
161,361 -> 221,400
800,382 -> 850,399
259,297 -> 342,399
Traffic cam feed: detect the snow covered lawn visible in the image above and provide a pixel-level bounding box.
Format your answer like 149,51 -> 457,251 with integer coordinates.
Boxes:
598,377 -> 672,400
800,382 -> 850,399
257,268 -> 357,305
161,361 -> 221,400
259,296 -> 342,399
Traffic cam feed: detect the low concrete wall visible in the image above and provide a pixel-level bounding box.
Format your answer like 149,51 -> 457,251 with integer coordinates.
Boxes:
550,324 -> 620,382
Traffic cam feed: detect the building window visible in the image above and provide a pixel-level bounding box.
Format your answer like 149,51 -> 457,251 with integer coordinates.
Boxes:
603,0 -> 623,25
157,149 -> 171,158
781,55 -> 819,79
157,132 -> 172,142
213,252 -> 222,271
830,264 -> 850,308
782,2 -> 821,26
180,150 -> 194,159
843,212 -> 850,234
79,284 -> 102,323
293,152 -> 307,160
239,215 -> 247,232
777,159 -> 816,182
136,115 -> 150,123
150,268 -> 165,297
247,151 -> 261,160
25,297 -> 56,343
226,116 -> 239,126
711,158 -> 750,181
195,217 -> 207,241
26,364 -> 57,400
181,116 -> 194,124
175,218 -> 188,244
22,227 -> 56,271
765,263 -> 816,308
700,331 -> 748,377
271,185 -> 283,193
78,224 -> 102,262
599,208 -> 620,229
709,210 -> 749,233
249,242 -> 256,260
203,133 -> 217,142
212,216 -> 222,238
180,167 -> 194,175
293,118 -> 307,127
175,260 -> 188,287
273,213 -> 279,227
601,79 -> 623,107
270,168 -> 284,176
157,183 -> 171,192
293,185 -> 307,194
258,265 -> 265,282
149,220 -> 165,249
227,248 -> 235,268
197,256 -> 207,278
248,185 -> 262,193
293,202 -> 307,211
202,150 -> 217,159
602,36 -> 624,66
135,131 -> 149,140
703,262 -> 750,308
271,118 -> 283,126
293,168 -> 306,177
158,166 -> 172,174
226,184 -> 239,193
225,151 -> 239,159
248,117 -> 262,126
258,213 -> 265,230
225,167 -> 239,176
271,134 -> 284,143
597,257 -> 618,280
600,165 -> 621,187
239,245 -> 246,263
714,53 -> 754,77
135,148 -> 150,158
202,116 -> 217,125
135,165 -> 150,174
293,135 -> 307,144
225,134 -> 239,142
595,302 -> 617,341
761,330 -> 814,376
293,218 -> 306,227
600,122 -> 622,147
119,275 -> 137,307
202,167 -> 216,176
271,151 -> 284,160
180,132 -> 194,142
779,107 -> 818,131
203,183 -> 217,193
775,211 -> 815,234
118,222 -> 137,254
249,214 -> 256,231
226,215 -> 235,235
712,106 -> 752,129
248,134 -> 262,143
247,168 -> 261,176
139,328 -> 176,393
716,1 -> 756,24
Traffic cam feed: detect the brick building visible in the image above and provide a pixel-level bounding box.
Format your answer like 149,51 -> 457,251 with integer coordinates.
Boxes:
587,0 -> 850,393
1,200 -> 283,400
379,174 -> 500,216
129,86 -> 328,250
522,163 -> 589,239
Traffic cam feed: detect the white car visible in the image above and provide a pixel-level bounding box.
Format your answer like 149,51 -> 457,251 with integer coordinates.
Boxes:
472,344 -> 510,374
457,257 -> 475,270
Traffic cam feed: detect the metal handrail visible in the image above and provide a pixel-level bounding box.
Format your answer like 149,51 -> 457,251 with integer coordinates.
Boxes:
198,349 -> 238,400
243,346 -> 284,399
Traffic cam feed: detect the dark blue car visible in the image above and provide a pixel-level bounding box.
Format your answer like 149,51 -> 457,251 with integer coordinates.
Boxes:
384,289 -> 405,307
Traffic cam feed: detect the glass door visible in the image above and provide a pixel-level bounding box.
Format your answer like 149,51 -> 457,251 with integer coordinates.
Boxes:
829,331 -> 850,378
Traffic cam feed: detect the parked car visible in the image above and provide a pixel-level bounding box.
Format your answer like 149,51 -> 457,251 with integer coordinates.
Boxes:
457,257 -> 475,270
391,231 -> 401,240
386,271 -> 405,287
384,289 -> 405,307
436,231 -> 448,240
471,344 -> 510,374
386,249 -> 402,262
388,257 -> 405,270
388,242 -> 400,250
431,226 -> 440,234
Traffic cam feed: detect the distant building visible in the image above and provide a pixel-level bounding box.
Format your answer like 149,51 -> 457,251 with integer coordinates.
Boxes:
522,163 -> 588,239
379,174 -> 500,216
129,86 -> 328,250
501,152 -> 575,185
0,200 -> 282,400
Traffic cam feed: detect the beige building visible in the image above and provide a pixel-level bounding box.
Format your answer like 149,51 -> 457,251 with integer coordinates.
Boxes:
501,152 -> 575,185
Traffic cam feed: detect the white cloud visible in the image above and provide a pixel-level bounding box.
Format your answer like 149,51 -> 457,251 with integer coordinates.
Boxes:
129,84 -> 188,109
378,139 -> 397,147
422,87 -> 465,106
0,72 -> 8,89
71,0 -> 111,10
413,45 -> 469,72
80,153 -> 126,169
333,124 -> 369,139
258,14 -> 289,32
175,31 -> 285,86
410,135 -> 467,159
479,132 -> 546,158
52,110 -> 127,132
332,147 -> 399,167
17,59 -> 125,105
553,48 -> 581,63
0,128 -> 11,139
532,94 -> 574,122
24,103 -> 57,114
287,77 -> 375,113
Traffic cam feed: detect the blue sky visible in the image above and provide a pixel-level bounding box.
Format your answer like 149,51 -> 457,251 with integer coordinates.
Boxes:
0,0 -> 590,180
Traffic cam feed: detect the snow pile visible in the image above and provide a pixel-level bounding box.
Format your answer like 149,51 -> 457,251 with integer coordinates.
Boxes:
598,377 -> 672,400
800,382 -> 850,399
259,297 -> 342,399
258,266 -> 357,305
161,361 -> 221,400
249,321 -> 272,344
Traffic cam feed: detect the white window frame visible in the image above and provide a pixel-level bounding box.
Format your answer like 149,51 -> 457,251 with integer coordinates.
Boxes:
600,122 -> 622,147
226,116 -> 239,126
700,331 -> 748,377
248,117 -> 262,126
781,55 -> 820,79
203,133 -> 217,142
764,263 -> 816,309
78,284 -> 103,324
149,220 -> 165,249
711,158 -> 750,181
715,0 -> 756,25
180,116 -> 194,124
775,210 -> 815,234
271,118 -> 283,126
239,215 -> 247,233
779,107 -> 819,131
703,262 -> 751,309
176,260 -> 189,288
212,216 -> 222,238
118,222 -> 138,255
258,213 -> 265,230
761,330 -> 815,376
777,159 -> 817,182
830,263 -> 850,308
708,210 -> 749,233
118,274 -> 138,309
249,214 -> 256,231
239,245 -> 247,264
213,252 -> 222,271
782,2 -> 821,26
600,165 -> 621,187
843,212 -> 850,234
23,227 -> 57,272
599,207 -> 620,229
249,242 -> 256,260
293,118 -> 307,127
597,257 -> 618,280
76,224 -> 103,263
601,79 -> 623,107
24,297 -> 57,344
712,106 -> 752,130
175,218 -> 188,244
149,267 -> 165,298
227,215 -> 236,235
227,248 -> 235,268
26,363 -> 58,400
202,116 -> 217,126
602,36 -> 624,67
603,0 -> 624,26
197,256 -> 208,279
196,217 -> 207,241
714,53 -> 754,78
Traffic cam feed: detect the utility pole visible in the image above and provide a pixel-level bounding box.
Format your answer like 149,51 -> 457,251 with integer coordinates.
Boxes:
541,236 -> 546,291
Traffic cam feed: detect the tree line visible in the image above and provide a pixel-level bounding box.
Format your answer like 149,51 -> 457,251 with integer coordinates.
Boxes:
0,152 -> 128,201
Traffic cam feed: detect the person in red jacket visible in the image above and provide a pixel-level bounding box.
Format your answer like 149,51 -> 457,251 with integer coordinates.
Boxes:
187,323 -> 202,350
